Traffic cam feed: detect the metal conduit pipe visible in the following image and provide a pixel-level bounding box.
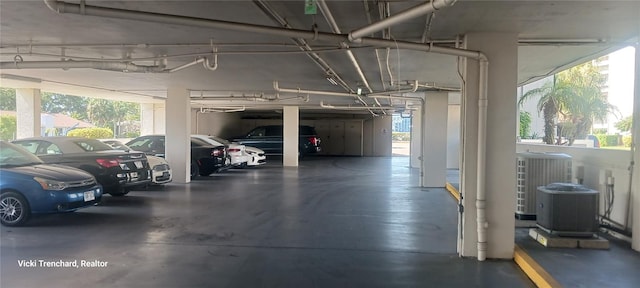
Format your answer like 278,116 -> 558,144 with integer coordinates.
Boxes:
169,57 -> 204,72
0,60 -> 165,72
317,0 -> 373,94
348,0 -> 458,42
44,0 -> 492,261
476,58 -> 489,261
252,0 -> 353,93
320,101 -> 395,110
42,1 -> 477,59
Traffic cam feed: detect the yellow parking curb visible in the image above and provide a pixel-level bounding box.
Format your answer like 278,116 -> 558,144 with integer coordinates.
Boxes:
445,182 -> 460,201
514,245 -> 562,288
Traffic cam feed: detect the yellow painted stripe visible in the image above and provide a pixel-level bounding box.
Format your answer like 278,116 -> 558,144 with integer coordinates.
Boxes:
445,182 -> 460,201
514,245 -> 562,288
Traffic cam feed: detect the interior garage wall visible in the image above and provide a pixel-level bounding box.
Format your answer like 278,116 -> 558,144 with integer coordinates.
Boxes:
191,110 -> 242,138
364,116 -> 392,156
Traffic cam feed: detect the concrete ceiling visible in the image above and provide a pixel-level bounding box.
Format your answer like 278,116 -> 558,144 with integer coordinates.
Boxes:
1,0 -> 638,113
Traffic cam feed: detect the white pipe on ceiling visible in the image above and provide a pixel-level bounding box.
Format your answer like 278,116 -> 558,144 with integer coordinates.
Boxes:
43,0 -> 491,261
0,60 -> 165,72
317,0 -> 373,94
348,0 -> 458,42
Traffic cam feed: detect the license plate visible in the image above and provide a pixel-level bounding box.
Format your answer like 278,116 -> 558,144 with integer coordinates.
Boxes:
134,161 -> 143,168
130,172 -> 138,179
83,191 -> 95,202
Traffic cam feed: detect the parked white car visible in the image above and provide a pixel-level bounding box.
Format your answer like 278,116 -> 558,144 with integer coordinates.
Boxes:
243,146 -> 267,167
191,135 -> 248,167
102,140 -> 172,185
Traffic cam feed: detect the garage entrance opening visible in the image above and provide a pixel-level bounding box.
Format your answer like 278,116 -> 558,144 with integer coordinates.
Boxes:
392,113 -> 411,157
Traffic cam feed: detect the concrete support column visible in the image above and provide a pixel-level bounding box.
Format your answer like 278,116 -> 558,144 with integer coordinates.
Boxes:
15,88 -> 41,139
421,91 -> 448,187
447,93 -> 461,170
632,42 -> 640,252
410,105 -> 422,169
459,33 -> 518,259
141,103 -> 166,135
283,106 -> 299,167
166,87 -> 190,183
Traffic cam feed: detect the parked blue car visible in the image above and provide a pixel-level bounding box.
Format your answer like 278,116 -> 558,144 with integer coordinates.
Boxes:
0,141 -> 103,226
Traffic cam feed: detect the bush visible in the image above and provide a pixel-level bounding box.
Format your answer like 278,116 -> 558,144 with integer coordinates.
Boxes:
392,132 -> 410,141
0,115 -> 16,141
595,134 -> 608,147
622,135 -> 632,147
604,135 -> 620,146
67,127 -> 113,139
592,128 -> 608,134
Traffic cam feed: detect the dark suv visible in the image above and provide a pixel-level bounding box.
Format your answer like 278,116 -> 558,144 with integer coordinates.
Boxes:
232,125 -> 321,157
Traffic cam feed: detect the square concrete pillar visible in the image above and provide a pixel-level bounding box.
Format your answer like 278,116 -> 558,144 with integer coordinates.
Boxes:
410,105 -> 422,169
459,33 -> 518,260
141,103 -> 165,135
422,91 -> 448,187
16,88 -> 41,139
166,87 -> 190,183
632,43 -> 640,252
283,106 -> 299,167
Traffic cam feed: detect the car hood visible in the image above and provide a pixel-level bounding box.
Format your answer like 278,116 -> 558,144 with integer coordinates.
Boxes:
7,164 -> 94,181
245,146 -> 264,154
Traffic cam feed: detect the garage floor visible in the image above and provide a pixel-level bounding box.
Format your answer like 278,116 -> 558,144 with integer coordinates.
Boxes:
1,157 -> 533,287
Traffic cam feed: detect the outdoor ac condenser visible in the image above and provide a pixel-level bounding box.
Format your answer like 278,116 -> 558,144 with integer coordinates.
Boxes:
516,152 -> 572,220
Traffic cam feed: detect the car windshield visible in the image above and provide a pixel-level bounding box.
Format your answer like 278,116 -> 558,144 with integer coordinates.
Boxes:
0,141 -> 44,167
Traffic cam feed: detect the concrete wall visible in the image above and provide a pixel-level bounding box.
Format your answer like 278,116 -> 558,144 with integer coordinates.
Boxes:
364,116 -> 392,156
448,93 -> 461,169
192,110 -> 242,138
517,143 -> 633,230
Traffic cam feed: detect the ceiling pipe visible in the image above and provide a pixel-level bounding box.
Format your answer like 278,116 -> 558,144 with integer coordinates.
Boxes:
317,0 -> 373,94
199,106 -> 246,113
42,0 -> 479,59
252,0 -> 353,93
348,0 -> 458,42
43,0 -> 491,262
169,57 -> 205,72
320,101 -> 396,110
0,60 -> 165,72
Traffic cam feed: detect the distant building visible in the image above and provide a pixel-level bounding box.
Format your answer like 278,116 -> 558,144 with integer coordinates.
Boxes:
0,110 -> 94,137
392,114 -> 412,132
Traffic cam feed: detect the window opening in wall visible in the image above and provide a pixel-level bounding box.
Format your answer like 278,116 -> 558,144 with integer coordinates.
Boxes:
392,113 -> 411,157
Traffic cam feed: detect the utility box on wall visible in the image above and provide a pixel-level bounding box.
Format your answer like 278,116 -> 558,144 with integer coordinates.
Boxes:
536,183 -> 599,237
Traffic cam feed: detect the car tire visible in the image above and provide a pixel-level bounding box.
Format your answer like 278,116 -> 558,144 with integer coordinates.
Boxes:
109,188 -> 129,197
1,191 -> 31,226
190,161 -> 199,179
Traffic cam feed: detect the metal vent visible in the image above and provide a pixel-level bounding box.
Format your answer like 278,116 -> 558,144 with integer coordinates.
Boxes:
516,152 -> 572,216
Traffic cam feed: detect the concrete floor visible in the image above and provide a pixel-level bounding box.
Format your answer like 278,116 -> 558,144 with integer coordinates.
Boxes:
1,156 -> 533,287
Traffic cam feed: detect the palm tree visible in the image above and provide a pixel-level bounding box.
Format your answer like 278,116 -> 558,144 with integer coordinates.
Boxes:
518,76 -> 571,144
519,61 -> 617,145
556,62 -> 617,144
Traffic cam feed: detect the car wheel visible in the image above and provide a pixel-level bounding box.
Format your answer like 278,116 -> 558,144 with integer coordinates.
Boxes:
109,188 -> 129,197
190,161 -> 199,179
1,191 -> 31,226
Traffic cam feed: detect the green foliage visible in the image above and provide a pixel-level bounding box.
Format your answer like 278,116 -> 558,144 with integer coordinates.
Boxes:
392,132 -> 410,141
0,88 -> 16,111
595,134 -> 620,147
614,116 -> 632,133
622,135 -> 632,147
0,115 -> 17,140
595,134 -> 607,147
87,99 -> 140,137
41,92 -> 89,119
519,61 -> 616,145
124,131 -> 140,138
66,127 -> 113,139
592,128 -> 608,134
519,111 -> 531,138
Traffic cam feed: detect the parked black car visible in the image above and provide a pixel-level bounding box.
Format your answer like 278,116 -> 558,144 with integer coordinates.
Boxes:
125,135 -> 229,177
232,125 -> 321,157
11,137 -> 150,196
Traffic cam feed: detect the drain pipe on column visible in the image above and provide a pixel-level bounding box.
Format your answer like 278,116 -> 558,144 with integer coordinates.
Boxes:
476,57 -> 489,261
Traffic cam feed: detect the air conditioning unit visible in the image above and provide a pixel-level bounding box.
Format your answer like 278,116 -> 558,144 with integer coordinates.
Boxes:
516,152 -> 572,220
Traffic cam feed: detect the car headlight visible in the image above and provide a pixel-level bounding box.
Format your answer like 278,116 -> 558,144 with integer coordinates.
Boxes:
34,177 -> 68,191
